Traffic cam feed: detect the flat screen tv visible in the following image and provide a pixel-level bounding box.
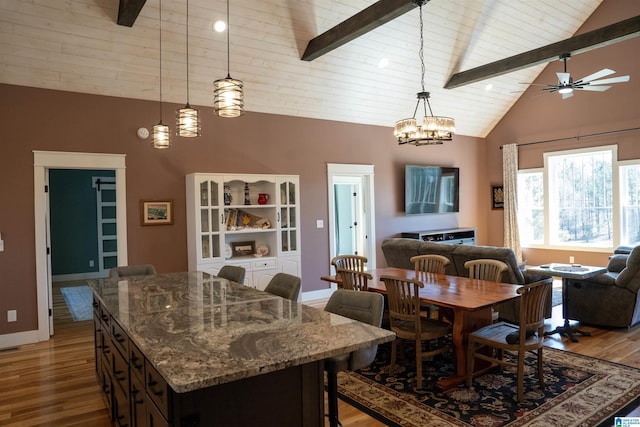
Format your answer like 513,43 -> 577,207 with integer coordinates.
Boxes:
405,165 -> 459,215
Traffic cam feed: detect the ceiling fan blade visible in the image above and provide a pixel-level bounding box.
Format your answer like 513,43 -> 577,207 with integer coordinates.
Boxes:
562,91 -> 574,100
575,68 -> 615,84
556,72 -> 571,85
578,85 -> 611,91
588,75 -> 630,85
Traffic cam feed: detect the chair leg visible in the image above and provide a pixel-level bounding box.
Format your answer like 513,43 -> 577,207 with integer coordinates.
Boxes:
389,339 -> 397,375
415,339 -> 422,389
466,339 -> 475,388
327,370 -> 342,427
517,352 -> 525,403
537,348 -> 545,389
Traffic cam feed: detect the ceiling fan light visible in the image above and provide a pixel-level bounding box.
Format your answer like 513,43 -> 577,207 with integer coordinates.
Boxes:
558,87 -> 573,94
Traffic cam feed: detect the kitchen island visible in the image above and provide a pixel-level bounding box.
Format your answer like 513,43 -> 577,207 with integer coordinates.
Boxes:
90,271 -> 394,427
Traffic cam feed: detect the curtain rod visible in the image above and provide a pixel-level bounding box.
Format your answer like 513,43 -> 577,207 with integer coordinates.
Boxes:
500,126 -> 640,149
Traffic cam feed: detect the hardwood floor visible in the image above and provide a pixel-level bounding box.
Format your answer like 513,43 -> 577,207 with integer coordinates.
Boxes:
1,292 -> 639,426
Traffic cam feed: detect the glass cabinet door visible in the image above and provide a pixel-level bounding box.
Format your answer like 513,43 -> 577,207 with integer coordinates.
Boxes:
199,177 -> 223,260
278,178 -> 298,254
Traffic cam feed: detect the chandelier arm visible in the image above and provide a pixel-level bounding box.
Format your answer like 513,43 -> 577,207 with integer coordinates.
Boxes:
425,97 -> 435,116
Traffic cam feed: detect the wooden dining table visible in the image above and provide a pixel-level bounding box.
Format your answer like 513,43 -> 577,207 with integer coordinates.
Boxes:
321,267 -> 522,390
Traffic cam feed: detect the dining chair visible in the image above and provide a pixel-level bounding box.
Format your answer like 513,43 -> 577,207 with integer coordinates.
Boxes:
264,272 -> 301,301
331,254 -> 367,272
324,289 -> 384,427
217,265 -> 246,284
465,259 -> 509,321
109,264 -> 157,278
466,278 -> 552,403
336,267 -> 373,291
410,254 -> 452,321
381,275 -> 452,389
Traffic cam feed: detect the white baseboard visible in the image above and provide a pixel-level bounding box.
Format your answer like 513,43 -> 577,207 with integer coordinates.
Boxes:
0,329 -> 43,350
301,285 -> 336,303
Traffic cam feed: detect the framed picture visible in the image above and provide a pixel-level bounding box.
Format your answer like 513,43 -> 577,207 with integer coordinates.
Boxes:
141,200 -> 174,226
492,186 -> 504,210
231,241 -> 255,257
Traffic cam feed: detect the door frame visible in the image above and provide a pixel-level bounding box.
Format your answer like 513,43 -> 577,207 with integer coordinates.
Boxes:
34,151 -> 128,340
327,163 -> 376,272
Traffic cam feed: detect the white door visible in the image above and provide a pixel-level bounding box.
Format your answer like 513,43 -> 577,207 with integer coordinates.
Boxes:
327,164 -> 376,273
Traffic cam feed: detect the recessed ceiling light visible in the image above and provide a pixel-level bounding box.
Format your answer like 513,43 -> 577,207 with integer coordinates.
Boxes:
485,83 -> 493,91
378,58 -> 389,69
214,20 -> 226,32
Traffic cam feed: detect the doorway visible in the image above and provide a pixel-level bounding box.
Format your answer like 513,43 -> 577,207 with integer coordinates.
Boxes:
327,164 -> 376,273
34,151 -> 128,339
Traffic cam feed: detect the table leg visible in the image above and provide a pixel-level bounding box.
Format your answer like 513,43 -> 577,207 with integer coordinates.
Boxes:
435,307 -> 493,391
543,278 -> 591,343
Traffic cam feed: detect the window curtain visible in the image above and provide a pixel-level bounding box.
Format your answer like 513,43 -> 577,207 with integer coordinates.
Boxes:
503,143 -> 522,264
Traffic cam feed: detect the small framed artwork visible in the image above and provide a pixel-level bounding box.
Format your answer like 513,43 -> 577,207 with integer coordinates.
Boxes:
231,241 -> 255,257
492,186 -> 504,210
141,200 -> 174,226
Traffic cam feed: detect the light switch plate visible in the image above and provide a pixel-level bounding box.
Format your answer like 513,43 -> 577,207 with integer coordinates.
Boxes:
0,239 -> 4,252
316,220 -> 324,228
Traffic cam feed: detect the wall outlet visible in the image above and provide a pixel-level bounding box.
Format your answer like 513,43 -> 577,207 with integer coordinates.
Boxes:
89,260 -> 95,267
569,256 -> 575,264
7,310 -> 17,322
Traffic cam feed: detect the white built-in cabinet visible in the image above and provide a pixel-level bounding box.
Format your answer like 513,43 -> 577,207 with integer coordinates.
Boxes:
186,173 -> 301,289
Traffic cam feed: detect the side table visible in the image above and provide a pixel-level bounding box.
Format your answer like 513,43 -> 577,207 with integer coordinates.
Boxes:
527,263 -> 607,342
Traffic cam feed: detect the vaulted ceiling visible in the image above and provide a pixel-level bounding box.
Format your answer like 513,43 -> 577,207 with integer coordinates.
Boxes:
2,0 -> 636,138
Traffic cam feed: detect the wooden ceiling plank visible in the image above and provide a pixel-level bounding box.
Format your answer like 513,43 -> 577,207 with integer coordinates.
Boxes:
117,0 -> 147,27
301,0 -> 416,61
445,15 -> 640,89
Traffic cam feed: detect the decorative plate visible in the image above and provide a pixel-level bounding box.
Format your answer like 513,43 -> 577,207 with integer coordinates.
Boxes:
256,244 -> 269,257
224,243 -> 232,259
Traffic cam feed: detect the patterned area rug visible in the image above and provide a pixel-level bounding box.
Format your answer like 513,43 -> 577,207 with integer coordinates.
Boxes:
336,343 -> 640,426
60,286 -> 93,321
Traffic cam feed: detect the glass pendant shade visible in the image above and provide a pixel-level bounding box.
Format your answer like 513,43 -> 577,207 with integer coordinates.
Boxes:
213,76 -> 244,118
152,122 -> 171,149
177,104 -> 201,137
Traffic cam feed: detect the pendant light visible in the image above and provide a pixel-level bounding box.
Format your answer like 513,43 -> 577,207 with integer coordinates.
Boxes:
393,0 -> 455,146
176,0 -> 201,137
213,0 -> 244,118
152,0 -> 171,149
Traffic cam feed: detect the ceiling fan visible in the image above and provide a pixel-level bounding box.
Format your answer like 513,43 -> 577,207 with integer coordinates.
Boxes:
530,53 -> 630,99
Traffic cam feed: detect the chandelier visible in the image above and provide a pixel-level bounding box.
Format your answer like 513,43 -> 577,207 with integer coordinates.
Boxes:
152,0 -> 171,149
394,0 -> 455,146
176,0 -> 201,137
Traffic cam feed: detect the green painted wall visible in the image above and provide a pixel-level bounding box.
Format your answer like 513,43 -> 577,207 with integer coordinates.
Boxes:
49,169 -> 115,275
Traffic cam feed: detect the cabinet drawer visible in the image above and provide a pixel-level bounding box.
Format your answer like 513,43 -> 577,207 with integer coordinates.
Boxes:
111,320 -> 129,358
111,344 -> 129,399
112,378 -> 131,427
99,303 -> 111,330
145,360 -> 171,420
253,258 -> 277,270
130,374 -> 146,427
146,393 -> 170,427
92,294 -> 100,315
129,342 -> 145,382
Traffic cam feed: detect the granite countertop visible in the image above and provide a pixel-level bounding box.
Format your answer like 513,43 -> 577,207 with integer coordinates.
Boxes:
89,271 -> 394,393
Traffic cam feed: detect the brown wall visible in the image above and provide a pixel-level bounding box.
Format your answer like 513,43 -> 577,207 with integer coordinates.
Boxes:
0,83 -> 485,335
485,0 -> 640,266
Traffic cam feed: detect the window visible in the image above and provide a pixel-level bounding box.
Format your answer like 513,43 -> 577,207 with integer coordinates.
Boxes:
620,162 -> 640,246
518,145 -> 619,250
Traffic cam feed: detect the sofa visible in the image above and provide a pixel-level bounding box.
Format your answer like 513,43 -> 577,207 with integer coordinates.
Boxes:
381,238 -> 552,322
564,246 -> 640,328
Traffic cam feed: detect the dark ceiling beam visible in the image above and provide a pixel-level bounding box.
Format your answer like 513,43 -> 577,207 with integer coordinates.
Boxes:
445,15 -> 640,89
117,0 -> 147,27
302,0 -> 417,61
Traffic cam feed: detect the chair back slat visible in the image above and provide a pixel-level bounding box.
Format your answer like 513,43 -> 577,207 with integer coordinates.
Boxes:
331,255 -> 367,272
337,268 -> 372,291
465,259 -> 508,282
411,254 -> 450,275
519,278 -> 553,330
381,275 -> 423,328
